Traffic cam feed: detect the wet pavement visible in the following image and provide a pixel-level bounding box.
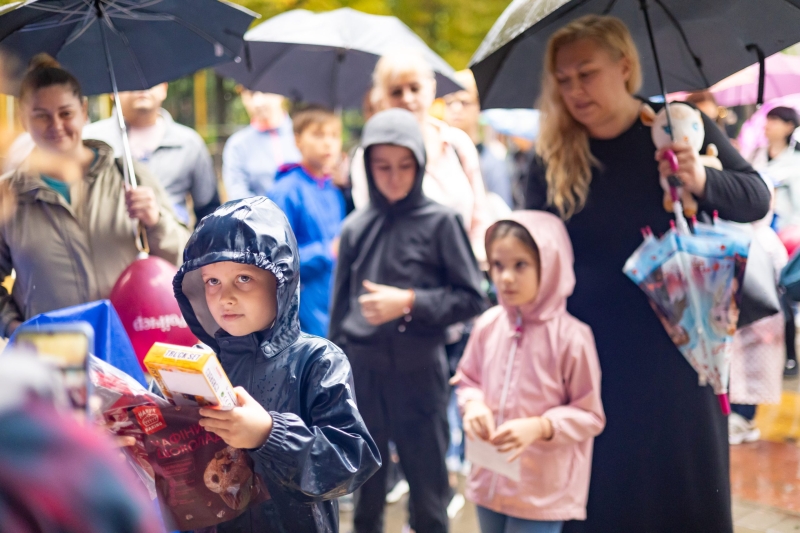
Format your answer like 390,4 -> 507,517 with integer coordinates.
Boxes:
341,375 -> 800,533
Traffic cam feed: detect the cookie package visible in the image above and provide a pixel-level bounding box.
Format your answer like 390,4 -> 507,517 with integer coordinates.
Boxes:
90,355 -> 269,530
144,343 -> 238,410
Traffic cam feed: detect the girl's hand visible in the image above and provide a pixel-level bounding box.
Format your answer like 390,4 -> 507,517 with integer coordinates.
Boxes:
358,280 -> 414,326
125,186 -> 161,228
655,143 -> 707,198
463,399 -> 496,441
199,387 -> 273,449
491,417 -> 554,461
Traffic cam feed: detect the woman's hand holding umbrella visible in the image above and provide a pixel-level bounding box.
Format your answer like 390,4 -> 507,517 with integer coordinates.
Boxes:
125,186 -> 160,228
655,143 -> 708,198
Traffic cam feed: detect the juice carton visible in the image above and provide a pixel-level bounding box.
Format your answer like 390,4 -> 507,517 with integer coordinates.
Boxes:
144,343 -> 237,410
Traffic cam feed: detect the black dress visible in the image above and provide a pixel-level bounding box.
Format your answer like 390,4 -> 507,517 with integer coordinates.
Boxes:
525,109 -> 770,533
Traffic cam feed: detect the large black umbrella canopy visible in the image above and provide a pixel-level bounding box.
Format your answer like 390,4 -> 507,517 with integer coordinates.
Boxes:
470,0 -> 800,109
216,7 -> 463,109
0,0 -> 256,96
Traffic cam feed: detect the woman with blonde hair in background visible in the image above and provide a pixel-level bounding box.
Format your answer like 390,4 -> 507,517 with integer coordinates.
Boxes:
349,51 -> 492,262
524,15 -> 769,533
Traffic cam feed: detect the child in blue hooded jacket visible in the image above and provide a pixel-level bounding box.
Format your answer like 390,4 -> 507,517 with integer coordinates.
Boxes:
269,106 -> 345,337
173,196 -> 380,532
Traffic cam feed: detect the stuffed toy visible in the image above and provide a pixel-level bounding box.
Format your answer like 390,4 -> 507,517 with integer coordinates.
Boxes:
641,102 -> 722,217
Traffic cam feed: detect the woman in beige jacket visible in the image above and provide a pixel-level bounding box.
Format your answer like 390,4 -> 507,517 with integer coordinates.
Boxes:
0,55 -> 188,337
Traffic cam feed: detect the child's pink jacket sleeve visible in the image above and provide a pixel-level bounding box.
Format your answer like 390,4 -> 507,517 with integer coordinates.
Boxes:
541,323 -> 606,446
453,322 -> 487,410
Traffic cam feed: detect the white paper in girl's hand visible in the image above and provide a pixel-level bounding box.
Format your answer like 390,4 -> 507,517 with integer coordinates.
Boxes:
465,436 -> 521,482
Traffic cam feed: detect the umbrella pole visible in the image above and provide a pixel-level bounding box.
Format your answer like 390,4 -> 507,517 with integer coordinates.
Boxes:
639,0 -> 689,234
96,3 -> 137,190
96,1 -> 149,255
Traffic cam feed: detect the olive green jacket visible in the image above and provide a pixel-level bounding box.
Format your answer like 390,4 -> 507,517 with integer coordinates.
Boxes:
0,140 -> 189,336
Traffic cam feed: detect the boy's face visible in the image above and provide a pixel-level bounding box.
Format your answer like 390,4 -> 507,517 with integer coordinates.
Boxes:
201,262 -> 278,337
295,120 -> 343,177
369,144 -> 417,204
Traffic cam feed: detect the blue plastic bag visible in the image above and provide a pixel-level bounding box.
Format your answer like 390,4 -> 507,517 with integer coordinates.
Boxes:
6,300 -> 146,387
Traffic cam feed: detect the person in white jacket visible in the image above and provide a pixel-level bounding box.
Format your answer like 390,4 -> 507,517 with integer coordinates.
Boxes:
749,106 -> 800,229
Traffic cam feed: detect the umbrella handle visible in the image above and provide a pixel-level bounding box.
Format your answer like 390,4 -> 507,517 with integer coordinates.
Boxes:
717,393 -> 731,415
136,224 -> 150,255
663,149 -> 682,202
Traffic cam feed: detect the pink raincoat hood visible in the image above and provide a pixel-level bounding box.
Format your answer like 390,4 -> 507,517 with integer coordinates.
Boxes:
457,211 -> 604,522
489,210 -> 575,323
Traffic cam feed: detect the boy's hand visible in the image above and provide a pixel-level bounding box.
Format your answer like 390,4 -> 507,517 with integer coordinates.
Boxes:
358,280 -> 414,325
491,416 -> 554,461
330,237 -> 340,260
463,399 -> 495,441
199,387 -> 273,449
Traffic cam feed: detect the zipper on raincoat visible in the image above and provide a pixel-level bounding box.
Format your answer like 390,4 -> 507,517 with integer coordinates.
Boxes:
487,310 -> 523,502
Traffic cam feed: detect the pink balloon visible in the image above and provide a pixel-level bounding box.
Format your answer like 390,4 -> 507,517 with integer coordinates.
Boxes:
110,255 -> 198,369
779,225 -> 800,258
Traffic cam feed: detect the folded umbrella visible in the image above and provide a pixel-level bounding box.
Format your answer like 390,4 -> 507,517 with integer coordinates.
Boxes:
624,223 -> 750,413
216,7 -> 462,109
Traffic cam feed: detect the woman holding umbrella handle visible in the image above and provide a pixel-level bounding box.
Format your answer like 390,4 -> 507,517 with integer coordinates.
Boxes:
0,55 -> 188,336
524,15 -> 769,533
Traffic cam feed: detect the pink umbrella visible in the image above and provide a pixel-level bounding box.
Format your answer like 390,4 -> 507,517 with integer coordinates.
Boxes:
736,93 -> 800,159
712,53 -> 800,107
669,53 -> 800,107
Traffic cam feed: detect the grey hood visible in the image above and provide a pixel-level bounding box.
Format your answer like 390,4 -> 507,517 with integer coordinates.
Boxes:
362,108 -> 428,213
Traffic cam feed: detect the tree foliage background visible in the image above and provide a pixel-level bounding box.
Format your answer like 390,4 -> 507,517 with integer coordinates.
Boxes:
230,0 -> 510,70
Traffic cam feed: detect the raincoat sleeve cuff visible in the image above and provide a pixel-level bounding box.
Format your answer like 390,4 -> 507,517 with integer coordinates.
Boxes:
407,287 -> 438,323
259,411 -> 289,457
454,385 -> 485,412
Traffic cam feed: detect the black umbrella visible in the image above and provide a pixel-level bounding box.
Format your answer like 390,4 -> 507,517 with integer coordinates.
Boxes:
470,0 -> 800,110
216,8 -> 462,109
0,0 -> 256,187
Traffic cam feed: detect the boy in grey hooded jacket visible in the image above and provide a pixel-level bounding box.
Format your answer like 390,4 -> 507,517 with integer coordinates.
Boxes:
330,109 -> 486,533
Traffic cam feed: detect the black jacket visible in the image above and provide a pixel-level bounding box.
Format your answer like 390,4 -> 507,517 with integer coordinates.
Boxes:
524,106 -> 769,533
173,197 -> 380,533
329,108 -> 487,373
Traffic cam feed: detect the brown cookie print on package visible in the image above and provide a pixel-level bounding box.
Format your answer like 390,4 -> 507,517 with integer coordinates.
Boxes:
204,446 -> 254,510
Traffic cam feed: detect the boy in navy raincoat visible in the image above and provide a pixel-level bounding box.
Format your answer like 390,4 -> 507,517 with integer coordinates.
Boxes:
173,196 -> 380,532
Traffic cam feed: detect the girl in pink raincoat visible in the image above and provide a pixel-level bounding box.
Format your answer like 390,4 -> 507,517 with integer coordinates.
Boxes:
453,211 -> 605,533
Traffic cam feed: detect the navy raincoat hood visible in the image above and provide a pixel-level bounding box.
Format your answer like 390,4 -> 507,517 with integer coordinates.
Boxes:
174,197 -> 380,533
174,196 -> 300,356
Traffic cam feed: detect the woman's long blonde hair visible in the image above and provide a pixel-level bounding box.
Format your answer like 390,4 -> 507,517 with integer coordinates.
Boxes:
538,15 -> 642,219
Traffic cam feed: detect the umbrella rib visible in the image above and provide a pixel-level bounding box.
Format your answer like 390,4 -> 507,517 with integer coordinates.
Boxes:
100,8 -> 149,89
601,0 -> 619,14
64,14 -> 96,45
108,11 -> 240,59
63,3 -> 100,46
652,0 -> 710,87
103,0 -> 166,18
24,1 -> 86,14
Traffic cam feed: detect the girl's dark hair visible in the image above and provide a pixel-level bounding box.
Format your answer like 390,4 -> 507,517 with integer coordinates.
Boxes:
767,106 -> 799,145
486,220 -> 540,263
19,54 -> 83,102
